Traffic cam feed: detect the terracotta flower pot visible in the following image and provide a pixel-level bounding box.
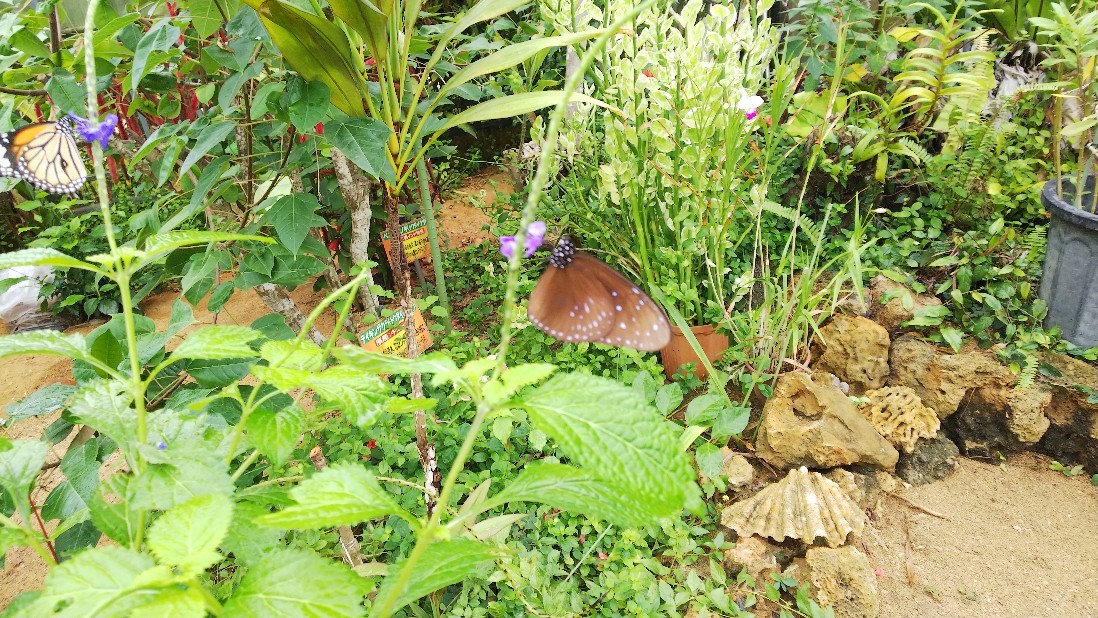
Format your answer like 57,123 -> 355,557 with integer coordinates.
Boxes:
660,324 -> 729,380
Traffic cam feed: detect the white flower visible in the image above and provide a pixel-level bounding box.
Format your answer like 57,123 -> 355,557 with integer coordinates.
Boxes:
737,95 -> 764,120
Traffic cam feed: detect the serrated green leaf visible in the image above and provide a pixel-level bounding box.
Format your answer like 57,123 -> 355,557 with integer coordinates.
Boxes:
372,538 -> 496,616
42,441 -> 101,523
246,405 -> 305,466
170,325 -> 261,361
129,586 -> 207,618
259,462 -> 409,528
186,358 -> 252,388
695,443 -> 724,479
655,383 -> 683,415
260,339 -> 325,371
307,366 -> 392,427
684,394 -> 722,425
0,440 -> 47,502
223,548 -> 366,617
147,494 -> 233,577
499,363 -> 555,398
0,331 -> 89,361
334,346 -> 457,376
385,397 -> 437,414
68,380 -> 137,448
127,459 -> 234,511
5,383 -> 76,424
32,547 -> 157,617
326,118 -> 395,183
262,194 -> 327,255
518,373 -> 695,522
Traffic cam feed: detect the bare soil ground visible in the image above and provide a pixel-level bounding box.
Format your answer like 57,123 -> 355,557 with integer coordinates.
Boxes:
4,169 -> 1098,616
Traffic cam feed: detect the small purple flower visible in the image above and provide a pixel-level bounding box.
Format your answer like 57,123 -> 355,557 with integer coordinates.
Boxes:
737,95 -> 764,121
156,441 -> 167,451
499,220 -> 546,259
69,113 -> 118,149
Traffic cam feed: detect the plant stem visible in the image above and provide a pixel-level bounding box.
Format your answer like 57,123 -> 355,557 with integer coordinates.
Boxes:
415,144 -> 450,334
231,450 -> 261,482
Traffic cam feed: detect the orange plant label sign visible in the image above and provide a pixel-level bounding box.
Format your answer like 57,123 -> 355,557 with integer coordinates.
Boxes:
359,306 -> 432,356
381,218 -> 431,263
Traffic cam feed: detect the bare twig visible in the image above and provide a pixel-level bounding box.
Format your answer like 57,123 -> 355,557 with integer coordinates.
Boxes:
308,446 -> 364,567
886,491 -> 950,521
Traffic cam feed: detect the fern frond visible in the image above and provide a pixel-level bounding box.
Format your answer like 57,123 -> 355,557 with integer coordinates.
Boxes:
1016,353 -> 1038,390
895,138 -> 933,166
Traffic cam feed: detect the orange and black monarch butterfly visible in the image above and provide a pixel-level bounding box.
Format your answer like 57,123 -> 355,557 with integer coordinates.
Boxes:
0,116 -> 88,196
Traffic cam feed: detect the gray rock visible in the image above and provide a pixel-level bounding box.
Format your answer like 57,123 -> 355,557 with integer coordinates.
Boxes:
896,434 -> 961,485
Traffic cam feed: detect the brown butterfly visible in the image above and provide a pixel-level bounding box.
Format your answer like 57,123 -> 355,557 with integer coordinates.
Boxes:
527,236 -> 672,351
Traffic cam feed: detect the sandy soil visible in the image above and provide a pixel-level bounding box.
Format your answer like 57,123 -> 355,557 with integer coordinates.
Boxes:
4,168 -> 1098,616
867,451 -> 1098,618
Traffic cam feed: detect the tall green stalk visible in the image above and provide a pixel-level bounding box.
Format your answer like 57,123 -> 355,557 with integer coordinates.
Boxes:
415,145 -> 450,333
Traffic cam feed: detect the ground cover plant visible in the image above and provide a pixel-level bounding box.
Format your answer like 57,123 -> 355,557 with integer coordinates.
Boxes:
0,0 -> 1096,616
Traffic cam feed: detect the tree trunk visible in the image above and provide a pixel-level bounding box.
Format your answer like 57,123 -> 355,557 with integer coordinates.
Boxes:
332,148 -> 380,315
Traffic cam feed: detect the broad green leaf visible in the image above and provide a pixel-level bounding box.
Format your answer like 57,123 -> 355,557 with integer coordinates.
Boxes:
287,79 -> 331,132
188,0 -> 224,38
259,462 -> 409,528
5,383 -> 76,423
483,462 -> 654,527
260,339 -> 325,371
222,500 -> 287,566
499,363 -> 555,398
939,326 -> 964,353
42,441 -> 102,524
178,122 -> 236,179
0,247 -> 98,272
655,383 -> 683,415
262,194 -> 327,255
129,586 -> 207,618
45,70 -> 84,114
440,31 -> 605,99
335,347 -> 457,376
32,547 -> 157,617
147,494 -> 233,577
306,366 -> 391,427
244,0 -> 367,116
144,230 -> 271,261
0,440 -> 47,501
127,459 -> 234,512
328,0 -> 389,60
187,358 -> 253,388
132,20 -> 181,95
372,538 -> 496,616
326,118 -> 395,183
684,393 -> 722,425
432,92 -> 609,137
519,373 -> 695,520
695,443 -> 724,479
170,325 -> 261,361
68,380 -> 137,448
246,404 -> 305,466
223,548 -> 366,617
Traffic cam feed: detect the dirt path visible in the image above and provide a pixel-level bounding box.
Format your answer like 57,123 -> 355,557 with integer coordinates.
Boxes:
868,451 -> 1098,618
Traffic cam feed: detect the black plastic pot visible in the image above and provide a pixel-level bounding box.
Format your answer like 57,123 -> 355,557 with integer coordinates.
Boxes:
1039,179 -> 1098,349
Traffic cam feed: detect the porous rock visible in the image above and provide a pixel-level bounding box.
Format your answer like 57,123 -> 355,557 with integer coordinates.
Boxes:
868,276 -> 942,332
859,386 -> 940,453
1035,351 -> 1098,473
944,385 -> 1052,458
724,454 -> 755,488
896,434 -> 961,485
825,469 -> 896,512
721,467 -> 866,548
786,546 -> 881,618
887,336 -> 1013,418
814,315 -> 891,394
756,372 -> 899,470
722,535 -> 784,582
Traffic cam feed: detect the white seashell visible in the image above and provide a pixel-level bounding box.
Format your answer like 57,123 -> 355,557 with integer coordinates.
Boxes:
721,467 -> 865,548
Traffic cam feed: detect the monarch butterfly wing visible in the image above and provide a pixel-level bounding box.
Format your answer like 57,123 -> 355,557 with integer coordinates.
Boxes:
571,253 -> 672,352
1,122 -> 87,195
528,259 -> 617,344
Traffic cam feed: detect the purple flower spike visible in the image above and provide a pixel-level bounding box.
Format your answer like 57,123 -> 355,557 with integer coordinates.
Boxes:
69,113 -> 118,149
499,220 -> 547,259
156,441 -> 168,450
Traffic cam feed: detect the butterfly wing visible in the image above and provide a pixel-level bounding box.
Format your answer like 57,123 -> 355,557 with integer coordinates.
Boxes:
528,258 -> 618,344
0,122 -> 87,195
528,251 -> 671,352
571,254 -> 671,351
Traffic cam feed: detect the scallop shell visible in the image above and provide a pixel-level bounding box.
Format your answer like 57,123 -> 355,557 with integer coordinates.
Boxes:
721,466 -> 865,548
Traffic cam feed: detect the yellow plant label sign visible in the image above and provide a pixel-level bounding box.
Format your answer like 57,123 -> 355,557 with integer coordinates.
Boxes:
359,306 -> 432,356
382,218 -> 431,263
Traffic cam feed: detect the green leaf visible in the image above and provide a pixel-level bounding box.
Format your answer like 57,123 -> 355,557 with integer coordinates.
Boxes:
5,383 -> 76,423
326,118 -> 395,183
128,459 -> 234,512
144,231 -> 271,261
260,339 -> 325,371
712,406 -> 750,440
132,19 -> 181,95
246,404 -> 305,466
258,462 -> 409,528
485,462 -> 655,527
224,548 -> 366,617
0,331 -> 90,362
372,539 -> 496,616
939,326 -> 964,353
684,394 -> 722,425
45,70 -> 84,114
129,586 -> 207,618
187,358 -> 253,388
188,0 -> 224,38
42,440 -> 101,524
655,383 -> 683,415
433,91 -> 610,137
147,494 -> 233,577
328,0 -> 389,61
262,194 -> 327,255
0,247 -> 98,273
287,78 -> 331,132
519,373 -> 695,522
68,380 -> 137,448
0,440 -> 47,502
499,363 -> 555,398
695,443 -> 724,479
31,547 -> 157,617
170,325 -> 261,361
335,347 -> 457,376
178,122 -> 236,179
